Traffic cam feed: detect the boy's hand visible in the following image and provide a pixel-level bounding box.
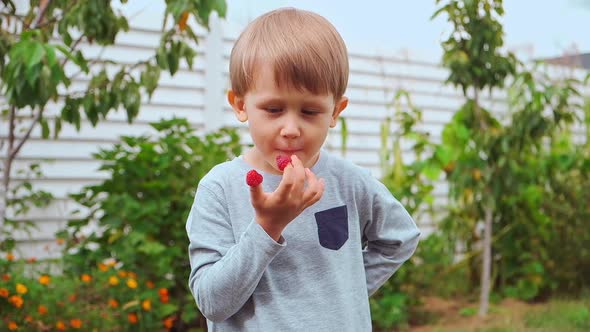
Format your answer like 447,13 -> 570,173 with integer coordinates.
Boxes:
249,155 -> 325,241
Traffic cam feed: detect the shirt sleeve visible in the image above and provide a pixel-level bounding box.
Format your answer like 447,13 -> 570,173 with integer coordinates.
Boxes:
362,176 -> 421,296
186,183 -> 285,322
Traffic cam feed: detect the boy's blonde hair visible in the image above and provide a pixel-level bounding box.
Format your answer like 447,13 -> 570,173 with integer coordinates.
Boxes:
229,7 -> 349,101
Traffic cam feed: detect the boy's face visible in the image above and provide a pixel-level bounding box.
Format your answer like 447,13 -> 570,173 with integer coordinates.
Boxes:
228,64 -> 348,174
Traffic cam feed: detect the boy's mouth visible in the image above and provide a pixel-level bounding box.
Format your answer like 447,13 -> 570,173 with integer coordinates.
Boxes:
277,149 -> 302,154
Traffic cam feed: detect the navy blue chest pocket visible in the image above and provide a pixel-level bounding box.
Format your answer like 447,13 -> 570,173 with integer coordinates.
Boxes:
314,205 -> 349,250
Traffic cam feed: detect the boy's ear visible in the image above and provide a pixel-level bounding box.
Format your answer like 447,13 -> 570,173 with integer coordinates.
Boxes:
330,96 -> 349,128
227,90 -> 248,122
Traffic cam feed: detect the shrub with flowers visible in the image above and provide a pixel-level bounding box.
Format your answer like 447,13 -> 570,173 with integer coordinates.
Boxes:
57,119 -> 241,329
0,253 -> 179,331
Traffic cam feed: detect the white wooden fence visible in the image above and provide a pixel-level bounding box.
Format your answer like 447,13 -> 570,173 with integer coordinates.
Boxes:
1,15 -> 587,259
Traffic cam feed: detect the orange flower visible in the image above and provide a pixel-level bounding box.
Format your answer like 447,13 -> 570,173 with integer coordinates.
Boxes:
159,287 -> 169,303
127,271 -> 138,279
6,252 -> 14,261
16,283 -> 27,294
25,315 -> 33,322
98,263 -> 108,272
69,294 -> 77,302
70,319 -> 82,329
108,299 -> 119,308
9,295 -> 23,308
146,280 -> 155,289
0,288 -> 9,297
38,305 -> 48,315
7,322 -> 18,331
142,299 -> 151,311
56,238 -> 65,245
126,278 -> 138,289
39,275 -> 51,285
128,313 -> 138,324
117,271 -> 128,278
108,276 -> 119,286
81,274 -> 92,283
56,321 -> 66,331
2,274 -> 10,281
163,316 -> 176,329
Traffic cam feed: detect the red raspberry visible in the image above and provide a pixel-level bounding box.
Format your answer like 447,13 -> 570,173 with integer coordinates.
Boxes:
275,155 -> 292,171
246,170 -> 263,187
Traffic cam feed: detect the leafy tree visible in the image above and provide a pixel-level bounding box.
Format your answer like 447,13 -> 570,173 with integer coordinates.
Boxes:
372,1 -> 588,328
432,0 -> 588,314
0,0 -> 226,250
432,0 -> 517,314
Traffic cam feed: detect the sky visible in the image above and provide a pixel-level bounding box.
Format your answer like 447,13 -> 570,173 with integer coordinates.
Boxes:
222,0 -> 590,62
120,0 -> 590,63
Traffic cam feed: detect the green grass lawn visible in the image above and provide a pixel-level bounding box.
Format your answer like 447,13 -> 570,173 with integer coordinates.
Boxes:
409,297 -> 590,332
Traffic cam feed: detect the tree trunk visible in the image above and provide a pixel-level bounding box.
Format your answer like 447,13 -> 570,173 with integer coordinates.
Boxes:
0,106 -> 17,236
479,205 -> 493,316
473,86 -> 493,317
1,0 -> 52,237
0,166 -> 8,233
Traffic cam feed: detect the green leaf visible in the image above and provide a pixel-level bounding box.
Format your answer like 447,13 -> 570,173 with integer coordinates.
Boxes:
340,117 -> 348,156
53,117 -> 62,139
161,303 -> 180,317
423,163 -> 442,181
138,241 -> 167,255
212,0 -> 227,17
27,43 -> 45,69
167,48 -> 179,75
26,64 -> 40,87
435,145 -> 454,165
44,44 -> 58,67
63,31 -> 72,46
156,46 -> 168,70
41,119 -> 50,139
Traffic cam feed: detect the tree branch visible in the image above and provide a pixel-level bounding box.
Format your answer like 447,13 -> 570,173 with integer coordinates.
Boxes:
1,105 -> 17,228
2,105 -> 17,191
60,35 -> 84,67
30,0 -> 52,29
7,105 -> 16,156
34,13 -> 62,29
9,107 -> 45,161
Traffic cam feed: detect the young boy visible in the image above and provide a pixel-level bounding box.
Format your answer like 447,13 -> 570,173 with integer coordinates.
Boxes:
186,7 -> 420,331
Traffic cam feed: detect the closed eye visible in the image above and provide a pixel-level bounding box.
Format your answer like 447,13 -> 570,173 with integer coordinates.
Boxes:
302,109 -> 320,116
265,108 -> 282,114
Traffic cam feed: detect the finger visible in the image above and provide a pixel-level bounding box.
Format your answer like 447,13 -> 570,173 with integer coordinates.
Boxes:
249,183 -> 266,208
289,155 -> 306,195
308,178 -> 325,207
304,174 -> 325,207
302,167 -> 318,195
275,162 -> 295,201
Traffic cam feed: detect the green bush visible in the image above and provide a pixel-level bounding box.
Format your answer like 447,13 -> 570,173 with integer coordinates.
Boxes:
373,90 -> 465,330
370,232 -> 463,330
57,118 -> 241,329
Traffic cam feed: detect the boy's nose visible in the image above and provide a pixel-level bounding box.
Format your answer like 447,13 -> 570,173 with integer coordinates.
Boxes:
280,119 -> 301,138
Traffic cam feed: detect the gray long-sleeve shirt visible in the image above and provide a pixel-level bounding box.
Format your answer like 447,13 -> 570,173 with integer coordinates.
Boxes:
186,150 -> 420,331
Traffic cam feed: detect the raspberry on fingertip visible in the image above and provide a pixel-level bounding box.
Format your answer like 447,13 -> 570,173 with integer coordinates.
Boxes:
246,170 -> 263,187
